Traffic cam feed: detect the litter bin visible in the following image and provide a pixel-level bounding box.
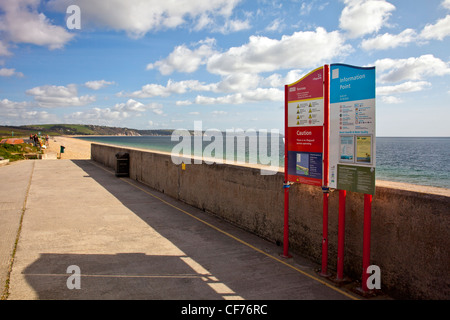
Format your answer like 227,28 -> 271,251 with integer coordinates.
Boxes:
60,146 -> 65,153
115,152 -> 129,177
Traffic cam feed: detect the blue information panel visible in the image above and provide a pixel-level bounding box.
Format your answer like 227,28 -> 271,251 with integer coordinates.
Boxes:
328,64 -> 376,195
330,64 -> 375,103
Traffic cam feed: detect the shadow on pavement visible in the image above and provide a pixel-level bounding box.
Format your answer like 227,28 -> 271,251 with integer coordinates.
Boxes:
23,252 -> 229,300
21,160 -> 350,300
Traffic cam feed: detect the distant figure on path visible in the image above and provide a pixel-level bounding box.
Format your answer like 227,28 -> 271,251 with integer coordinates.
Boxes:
33,134 -> 38,147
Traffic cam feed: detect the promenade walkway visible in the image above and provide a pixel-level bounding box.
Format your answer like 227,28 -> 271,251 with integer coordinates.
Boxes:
1,159 -> 361,301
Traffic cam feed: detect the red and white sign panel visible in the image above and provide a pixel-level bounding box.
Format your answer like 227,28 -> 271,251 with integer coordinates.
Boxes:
285,67 -> 325,186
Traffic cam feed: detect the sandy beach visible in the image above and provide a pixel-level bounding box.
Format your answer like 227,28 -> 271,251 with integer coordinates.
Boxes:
45,136 -> 92,160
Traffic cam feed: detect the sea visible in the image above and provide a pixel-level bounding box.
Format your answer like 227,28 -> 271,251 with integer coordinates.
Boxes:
76,135 -> 450,190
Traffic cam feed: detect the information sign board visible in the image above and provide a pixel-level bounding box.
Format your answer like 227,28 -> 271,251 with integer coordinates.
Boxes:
285,67 -> 325,186
329,64 -> 376,195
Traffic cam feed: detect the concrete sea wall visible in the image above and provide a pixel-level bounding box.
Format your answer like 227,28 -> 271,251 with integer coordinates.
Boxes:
91,143 -> 450,300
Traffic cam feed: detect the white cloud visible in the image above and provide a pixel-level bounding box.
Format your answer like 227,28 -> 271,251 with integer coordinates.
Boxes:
260,69 -> 305,87
19,110 -> 60,123
361,14 -> 450,51
300,2 -> 314,15
147,38 -> 217,75
420,15 -> 450,41
194,88 -> 283,105
216,18 -> 251,34
176,100 -> 193,106
26,84 -> 96,108
122,79 -> 216,98
361,28 -> 416,50
0,67 -> 24,77
339,0 -> 396,38
443,0 -> 450,10
377,81 -> 432,95
0,0 -> 73,50
241,87 -> 284,102
0,98 -> 61,125
84,80 -> 116,90
120,84 -> 168,98
207,28 -> 351,75
65,99 -> 164,124
152,109 -> 165,115
47,0 -> 243,38
67,108 -> 125,123
265,18 -> 285,32
194,14 -> 213,31
0,98 -> 29,110
380,96 -> 403,104
195,95 -> 235,105
113,99 -> 163,114
375,55 -> 450,83
122,68 -> 304,108
211,110 -> 228,115
0,41 -> 11,56
216,73 -> 261,92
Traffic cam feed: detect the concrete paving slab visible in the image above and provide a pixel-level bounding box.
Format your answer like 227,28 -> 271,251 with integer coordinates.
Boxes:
5,159 -> 360,300
0,161 -> 34,298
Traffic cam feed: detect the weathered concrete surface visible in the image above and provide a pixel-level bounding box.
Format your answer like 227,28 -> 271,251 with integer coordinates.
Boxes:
91,143 -> 450,300
0,161 -> 34,297
3,159 -> 359,300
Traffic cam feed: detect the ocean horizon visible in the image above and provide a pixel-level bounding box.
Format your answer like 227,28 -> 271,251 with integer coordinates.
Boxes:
77,135 -> 450,190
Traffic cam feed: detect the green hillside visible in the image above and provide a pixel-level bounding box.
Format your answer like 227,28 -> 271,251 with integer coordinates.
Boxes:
0,124 -> 174,138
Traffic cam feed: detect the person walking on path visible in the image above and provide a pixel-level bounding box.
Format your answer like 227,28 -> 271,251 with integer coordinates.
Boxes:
33,134 -> 38,147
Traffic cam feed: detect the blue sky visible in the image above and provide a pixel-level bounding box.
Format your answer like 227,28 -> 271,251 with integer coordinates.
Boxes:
0,0 -> 449,136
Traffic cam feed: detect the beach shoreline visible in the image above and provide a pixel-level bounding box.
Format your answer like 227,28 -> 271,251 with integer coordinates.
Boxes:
44,136 -> 449,197
45,135 -> 92,160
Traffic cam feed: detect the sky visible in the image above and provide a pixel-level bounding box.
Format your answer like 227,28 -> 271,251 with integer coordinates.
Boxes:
0,0 -> 449,136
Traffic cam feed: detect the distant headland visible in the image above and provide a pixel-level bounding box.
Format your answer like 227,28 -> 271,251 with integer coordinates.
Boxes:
0,124 -> 175,137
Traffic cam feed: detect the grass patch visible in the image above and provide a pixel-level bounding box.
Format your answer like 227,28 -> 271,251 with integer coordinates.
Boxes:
0,143 -> 42,161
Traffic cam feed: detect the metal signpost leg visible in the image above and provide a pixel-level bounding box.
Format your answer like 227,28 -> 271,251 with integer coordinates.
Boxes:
320,65 -> 330,277
337,189 -> 346,281
282,183 -> 291,258
320,189 -> 329,276
362,194 -> 373,292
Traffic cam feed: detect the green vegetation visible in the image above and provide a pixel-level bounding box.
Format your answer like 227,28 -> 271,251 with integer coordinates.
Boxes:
22,124 -> 98,135
0,143 -> 42,162
0,126 -> 58,138
135,129 -> 175,136
0,124 -> 175,138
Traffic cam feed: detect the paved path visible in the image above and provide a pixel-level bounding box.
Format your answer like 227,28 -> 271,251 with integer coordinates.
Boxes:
0,160 -> 34,298
1,159 -> 361,301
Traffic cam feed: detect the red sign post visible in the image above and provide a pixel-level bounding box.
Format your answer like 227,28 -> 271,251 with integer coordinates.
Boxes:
321,65 -> 330,276
284,66 -> 329,259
